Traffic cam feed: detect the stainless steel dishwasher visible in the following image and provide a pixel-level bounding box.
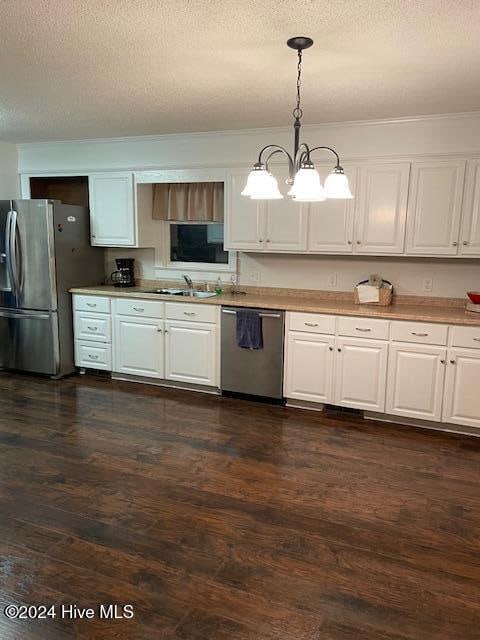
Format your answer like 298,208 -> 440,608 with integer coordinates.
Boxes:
221,306 -> 285,400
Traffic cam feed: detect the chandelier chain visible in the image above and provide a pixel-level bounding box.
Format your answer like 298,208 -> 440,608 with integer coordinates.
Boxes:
292,50 -> 303,120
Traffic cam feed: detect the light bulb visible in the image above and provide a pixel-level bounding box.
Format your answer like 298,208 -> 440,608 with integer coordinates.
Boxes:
324,167 -> 353,199
242,168 -> 283,199
288,167 -> 325,202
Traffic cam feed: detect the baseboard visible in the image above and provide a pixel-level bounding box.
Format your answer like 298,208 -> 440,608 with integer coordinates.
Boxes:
111,373 -> 220,395
364,411 -> 480,438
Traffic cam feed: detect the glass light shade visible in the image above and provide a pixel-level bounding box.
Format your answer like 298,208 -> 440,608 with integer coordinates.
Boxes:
288,167 -> 325,202
242,169 -> 283,199
324,169 -> 353,199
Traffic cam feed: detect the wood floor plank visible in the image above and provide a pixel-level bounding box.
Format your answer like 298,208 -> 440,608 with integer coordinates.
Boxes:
0,371 -> 480,639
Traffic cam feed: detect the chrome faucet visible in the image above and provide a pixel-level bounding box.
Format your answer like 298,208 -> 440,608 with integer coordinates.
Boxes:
182,274 -> 193,289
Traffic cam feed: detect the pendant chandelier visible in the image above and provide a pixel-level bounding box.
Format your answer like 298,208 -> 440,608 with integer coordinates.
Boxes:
242,36 -> 353,202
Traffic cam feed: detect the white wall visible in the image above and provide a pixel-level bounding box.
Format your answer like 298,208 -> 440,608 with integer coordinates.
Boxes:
18,112 -> 480,298
0,141 -> 19,198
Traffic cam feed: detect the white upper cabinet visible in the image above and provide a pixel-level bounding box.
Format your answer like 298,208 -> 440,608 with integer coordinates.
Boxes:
405,159 -> 466,255
459,159 -> 480,256
89,172 -> 135,246
354,162 -> 410,254
224,172 -> 264,251
308,165 -> 356,253
264,173 -> 308,252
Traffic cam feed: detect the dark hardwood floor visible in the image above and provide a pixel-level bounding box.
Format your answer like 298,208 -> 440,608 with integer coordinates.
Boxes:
0,372 -> 480,639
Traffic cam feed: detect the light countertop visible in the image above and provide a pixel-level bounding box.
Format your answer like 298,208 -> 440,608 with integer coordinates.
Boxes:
69,284 -> 480,327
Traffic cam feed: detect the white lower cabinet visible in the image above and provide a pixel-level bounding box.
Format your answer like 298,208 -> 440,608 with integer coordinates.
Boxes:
386,343 -> 446,421
334,337 -> 388,412
165,321 -> 218,386
284,332 -> 335,402
114,316 -> 164,378
443,348 -> 480,428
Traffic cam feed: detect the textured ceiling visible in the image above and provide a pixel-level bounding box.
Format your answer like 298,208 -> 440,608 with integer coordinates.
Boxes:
0,0 -> 479,142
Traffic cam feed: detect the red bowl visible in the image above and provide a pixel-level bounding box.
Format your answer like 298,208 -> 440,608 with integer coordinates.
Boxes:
467,291 -> 480,304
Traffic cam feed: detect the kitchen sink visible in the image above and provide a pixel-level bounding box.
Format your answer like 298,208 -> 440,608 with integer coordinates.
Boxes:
141,288 -> 217,299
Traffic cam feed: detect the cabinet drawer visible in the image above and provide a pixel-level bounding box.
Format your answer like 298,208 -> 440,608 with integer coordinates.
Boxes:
450,325 -> 480,349
288,312 -> 336,335
337,316 -> 390,340
74,312 -> 111,343
391,321 -> 448,345
75,340 -> 112,370
165,302 -> 218,323
114,298 -> 164,319
74,295 -> 110,314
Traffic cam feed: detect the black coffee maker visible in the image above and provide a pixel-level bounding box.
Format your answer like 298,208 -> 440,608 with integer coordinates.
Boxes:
111,258 -> 135,288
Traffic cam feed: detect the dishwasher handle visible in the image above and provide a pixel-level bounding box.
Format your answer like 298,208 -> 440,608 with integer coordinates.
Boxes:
221,309 -> 282,319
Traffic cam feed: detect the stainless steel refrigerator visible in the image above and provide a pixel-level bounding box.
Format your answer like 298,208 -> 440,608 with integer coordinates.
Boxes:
0,199 -> 104,377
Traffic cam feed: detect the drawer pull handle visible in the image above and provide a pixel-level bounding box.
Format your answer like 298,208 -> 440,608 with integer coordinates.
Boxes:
184,311 -> 196,316
355,327 -> 371,332
133,307 -> 145,312
87,326 -> 98,331
304,322 -> 319,327
86,303 -> 97,308
412,332 -> 428,337
87,354 -> 99,360
473,338 -> 480,342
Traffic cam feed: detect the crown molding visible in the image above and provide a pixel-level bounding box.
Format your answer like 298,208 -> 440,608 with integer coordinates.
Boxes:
16,111 -> 480,149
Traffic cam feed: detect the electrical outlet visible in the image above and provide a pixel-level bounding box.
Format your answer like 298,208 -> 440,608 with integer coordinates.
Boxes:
249,271 -> 261,283
328,273 -> 337,288
423,278 -> 433,292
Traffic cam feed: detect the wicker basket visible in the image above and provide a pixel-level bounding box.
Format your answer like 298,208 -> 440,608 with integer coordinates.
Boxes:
354,280 -> 393,306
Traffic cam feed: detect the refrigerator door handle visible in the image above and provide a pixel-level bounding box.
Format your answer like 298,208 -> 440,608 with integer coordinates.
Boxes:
8,210 -> 22,294
5,210 -> 15,293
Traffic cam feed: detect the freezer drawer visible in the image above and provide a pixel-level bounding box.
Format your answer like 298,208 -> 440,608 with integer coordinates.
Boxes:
0,309 -> 58,375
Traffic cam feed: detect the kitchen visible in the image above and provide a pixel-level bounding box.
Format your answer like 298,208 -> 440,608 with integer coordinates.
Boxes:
1,2 -> 480,638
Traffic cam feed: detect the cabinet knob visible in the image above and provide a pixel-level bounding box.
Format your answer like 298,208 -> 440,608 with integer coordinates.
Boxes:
452,241 -> 458,246
266,239 -> 271,243
337,347 -> 342,352
450,359 -> 456,365
463,241 -> 469,246
440,359 -> 445,364
329,346 -> 334,351
164,329 -> 169,334
356,240 -> 361,245
347,240 -> 352,245
157,327 -> 163,332
91,234 -> 96,238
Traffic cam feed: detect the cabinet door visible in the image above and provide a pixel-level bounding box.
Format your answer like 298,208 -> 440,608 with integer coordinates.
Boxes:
284,332 -> 335,402
443,348 -> 480,429
224,172 -> 264,251
334,337 -> 388,412
459,159 -> 480,256
264,173 -> 308,251
307,166 -> 356,253
405,160 -> 465,255
165,321 -> 218,387
386,343 -> 446,421
89,172 -> 135,246
354,163 -> 409,254
113,316 -> 164,378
